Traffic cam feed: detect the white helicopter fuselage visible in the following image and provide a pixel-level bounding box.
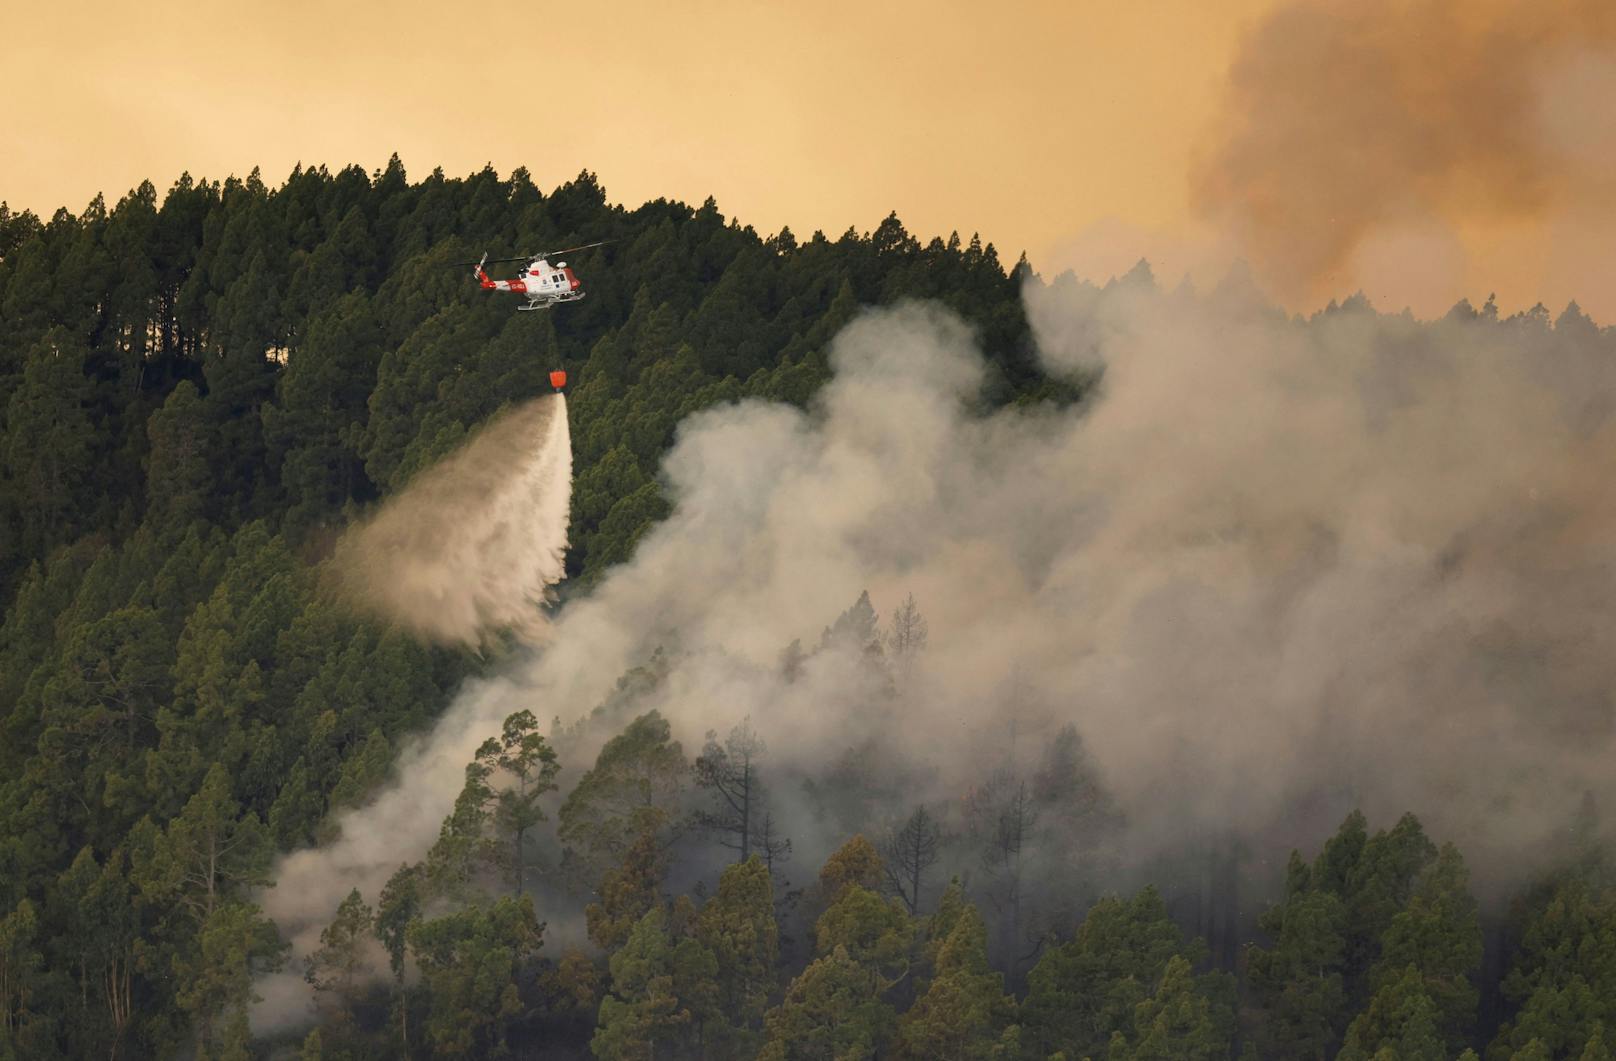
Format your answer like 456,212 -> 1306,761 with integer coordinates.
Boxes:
477,258 -> 584,310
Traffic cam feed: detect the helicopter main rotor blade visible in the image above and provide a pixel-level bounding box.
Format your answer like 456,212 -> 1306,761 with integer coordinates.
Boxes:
452,240 -> 612,267
450,254 -> 534,267
536,239 -> 614,259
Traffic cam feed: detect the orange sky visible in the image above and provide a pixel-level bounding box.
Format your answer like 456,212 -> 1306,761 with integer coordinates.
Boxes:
3,0 -> 1611,319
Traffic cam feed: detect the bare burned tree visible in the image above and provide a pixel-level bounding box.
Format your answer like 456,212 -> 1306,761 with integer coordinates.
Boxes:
881,804 -> 941,915
993,781 -> 1038,946
966,770 -> 1040,956
885,592 -> 929,680
694,718 -> 767,861
752,809 -> 793,875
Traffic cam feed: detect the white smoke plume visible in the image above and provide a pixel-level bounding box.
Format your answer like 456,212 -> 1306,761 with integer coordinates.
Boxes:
519,288 -> 1616,883
262,284 -> 1616,1030
328,393 -> 572,647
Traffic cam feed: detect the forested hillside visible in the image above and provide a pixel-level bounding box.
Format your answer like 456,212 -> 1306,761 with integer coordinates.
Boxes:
2,162 -> 1614,1060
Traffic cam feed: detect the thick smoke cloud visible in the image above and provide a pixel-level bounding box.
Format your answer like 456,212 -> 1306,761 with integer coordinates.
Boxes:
1194,0 -> 1616,310
267,283 -> 1616,993
328,393 -> 571,647
558,286 -> 1616,882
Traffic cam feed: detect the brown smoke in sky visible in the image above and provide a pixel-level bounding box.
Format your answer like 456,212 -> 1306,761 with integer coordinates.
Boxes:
1195,0 -> 1616,308
328,393 -> 571,646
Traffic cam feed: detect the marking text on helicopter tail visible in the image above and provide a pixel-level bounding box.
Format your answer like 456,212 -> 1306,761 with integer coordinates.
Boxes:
550,370 -> 567,391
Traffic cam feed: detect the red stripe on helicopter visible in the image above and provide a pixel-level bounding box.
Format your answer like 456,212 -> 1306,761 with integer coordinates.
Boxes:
508,280 -> 527,292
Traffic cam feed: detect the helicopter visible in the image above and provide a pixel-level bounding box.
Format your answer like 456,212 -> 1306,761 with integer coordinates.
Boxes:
457,240 -> 611,391
459,240 -> 613,312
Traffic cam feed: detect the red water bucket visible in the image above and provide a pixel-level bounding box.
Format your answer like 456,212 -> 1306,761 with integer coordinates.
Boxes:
549,370 -> 567,391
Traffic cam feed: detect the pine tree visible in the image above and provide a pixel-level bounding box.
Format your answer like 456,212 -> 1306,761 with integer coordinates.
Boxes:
169,900 -> 284,1059
374,862 -> 422,1055
559,711 -> 687,881
759,946 -> 896,1061
0,899 -> 46,1051
1335,965 -> 1445,1061
423,759 -> 498,899
1247,881 -> 1348,1060
895,896 -> 1018,1060
1115,955 -> 1231,1061
819,590 -> 882,655
3,329 -> 96,557
1369,843 -> 1481,1050
814,885 -> 913,992
475,709 -> 561,895
1490,876 -> 1616,1060
695,857 -> 779,1053
592,905 -> 718,1060
135,762 -> 273,927
407,895 -> 543,1058
587,826 -> 666,952
1021,886 -> 1204,1059
819,835 -> 886,902
304,888 -> 374,1046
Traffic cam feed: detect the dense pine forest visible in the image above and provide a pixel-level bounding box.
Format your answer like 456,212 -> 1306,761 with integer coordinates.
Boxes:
2,160 -> 1615,1061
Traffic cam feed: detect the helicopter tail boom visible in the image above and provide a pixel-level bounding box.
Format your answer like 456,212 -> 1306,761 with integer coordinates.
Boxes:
473,252 -> 535,294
